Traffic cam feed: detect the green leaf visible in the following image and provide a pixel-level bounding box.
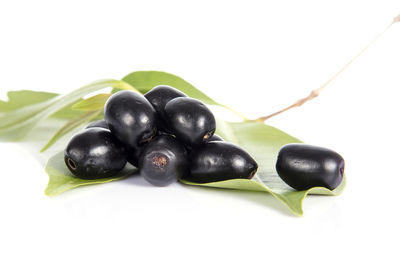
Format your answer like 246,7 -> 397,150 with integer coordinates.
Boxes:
121,71 -> 249,120
121,71 -> 219,105
45,151 -> 137,196
72,93 -> 111,111
40,109 -> 103,152
51,103 -> 86,119
1,72 -> 345,215
180,120 -> 346,216
0,90 -> 83,119
41,118 -> 345,215
0,90 -> 57,112
0,80 -> 130,142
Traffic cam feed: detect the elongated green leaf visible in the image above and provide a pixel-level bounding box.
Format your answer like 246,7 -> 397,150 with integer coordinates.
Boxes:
121,71 -> 219,105
121,71 -> 248,120
0,80 -> 131,142
0,90 -> 83,119
0,90 -> 58,112
41,115 -> 345,215
40,109 -> 102,152
2,72 -> 345,215
52,104 -> 86,119
72,93 -> 111,111
45,151 -> 137,196
180,120 -> 346,216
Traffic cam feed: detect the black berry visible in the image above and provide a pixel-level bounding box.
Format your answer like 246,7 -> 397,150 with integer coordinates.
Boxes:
104,91 -> 157,148
276,143 -> 345,191
64,128 -> 127,179
189,141 -> 258,183
86,120 -> 108,129
139,134 -> 188,186
164,97 -> 216,146
144,85 -> 187,131
126,147 -> 142,167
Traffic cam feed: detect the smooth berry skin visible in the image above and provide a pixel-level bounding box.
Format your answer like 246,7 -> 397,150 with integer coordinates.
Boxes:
139,134 -> 188,187
164,97 -> 216,146
126,147 -> 142,167
86,120 -> 109,129
183,134 -> 224,153
189,141 -> 258,183
276,143 -> 345,191
64,128 -> 127,179
104,91 -> 157,149
144,85 -> 187,122
85,120 -> 144,167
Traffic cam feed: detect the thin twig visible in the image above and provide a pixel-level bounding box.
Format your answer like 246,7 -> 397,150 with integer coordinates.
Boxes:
257,14 -> 399,122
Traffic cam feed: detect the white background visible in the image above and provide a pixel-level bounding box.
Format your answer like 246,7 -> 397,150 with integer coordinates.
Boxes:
1,1 -> 399,266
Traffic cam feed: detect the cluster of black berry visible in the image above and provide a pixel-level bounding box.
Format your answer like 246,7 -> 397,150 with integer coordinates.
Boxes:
64,86 -> 258,186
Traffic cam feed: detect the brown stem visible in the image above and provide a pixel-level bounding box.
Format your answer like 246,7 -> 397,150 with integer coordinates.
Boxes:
257,90 -> 319,121
256,14 -> 399,122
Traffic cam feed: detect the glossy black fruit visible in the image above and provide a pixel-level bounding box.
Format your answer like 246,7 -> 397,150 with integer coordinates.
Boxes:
189,141 -> 258,183
145,85 -> 187,132
276,143 -> 345,191
86,120 -> 109,129
104,90 -> 157,148
209,134 -> 223,142
64,128 -> 127,179
139,134 -> 188,186
184,134 -> 224,153
164,97 -> 216,145
126,147 -> 142,167
145,85 -> 187,118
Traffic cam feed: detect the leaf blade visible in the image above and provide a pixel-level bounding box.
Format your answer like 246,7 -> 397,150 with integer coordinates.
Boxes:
180,120 -> 346,216
0,80 -> 127,142
122,71 -> 221,106
71,93 -> 111,111
40,109 -> 102,152
121,71 -> 250,121
45,151 -> 136,196
0,90 -> 58,112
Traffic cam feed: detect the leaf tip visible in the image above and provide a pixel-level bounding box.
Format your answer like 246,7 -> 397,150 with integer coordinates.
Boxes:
44,187 -> 56,197
292,209 -> 304,217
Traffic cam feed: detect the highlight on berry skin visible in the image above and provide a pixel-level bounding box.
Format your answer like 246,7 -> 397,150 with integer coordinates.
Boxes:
63,85 -> 345,191
64,86 -> 259,186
